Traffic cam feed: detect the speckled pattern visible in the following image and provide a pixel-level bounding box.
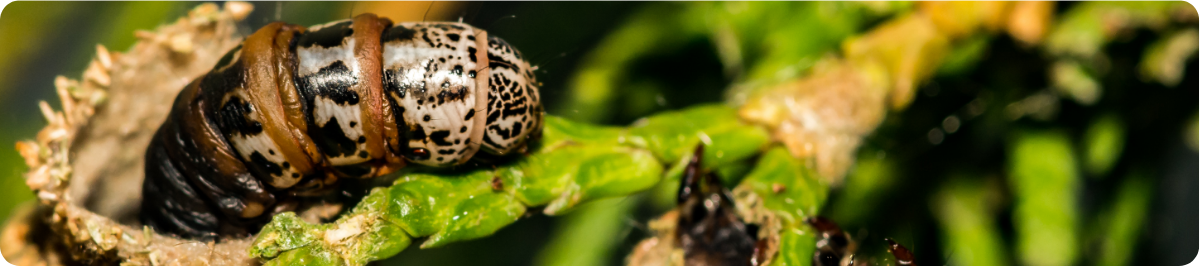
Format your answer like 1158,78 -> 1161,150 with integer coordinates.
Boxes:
383,22 -> 487,167
482,35 -> 542,155
142,13 -> 543,239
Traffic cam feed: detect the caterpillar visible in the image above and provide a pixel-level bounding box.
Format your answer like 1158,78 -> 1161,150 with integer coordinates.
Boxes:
140,13 -> 543,239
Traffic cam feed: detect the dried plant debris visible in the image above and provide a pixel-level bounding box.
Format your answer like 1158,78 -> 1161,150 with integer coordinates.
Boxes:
738,6 -> 965,184
8,2 -> 258,265
740,58 -> 891,184
628,148 -> 931,266
2,203 -> 71,265
629,146 -> 825,266
628,146 -> 775,266
738,1 -> 1200,186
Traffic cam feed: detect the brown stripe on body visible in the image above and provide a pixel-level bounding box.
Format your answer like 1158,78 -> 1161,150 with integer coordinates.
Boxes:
348,14 -> 405,176
270,24 -> 328,173
470,29 -> 490,161
237,22 -> 316,188
175,80 -> 274,220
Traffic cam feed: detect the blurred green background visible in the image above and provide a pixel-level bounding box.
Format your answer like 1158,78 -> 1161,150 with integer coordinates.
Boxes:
0,2 -> 1196,265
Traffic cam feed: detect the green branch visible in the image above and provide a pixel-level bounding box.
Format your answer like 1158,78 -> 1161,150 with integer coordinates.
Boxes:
250,104 -> 775,265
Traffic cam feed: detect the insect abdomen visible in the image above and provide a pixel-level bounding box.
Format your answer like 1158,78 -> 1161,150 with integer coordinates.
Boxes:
141,14 -> 541,239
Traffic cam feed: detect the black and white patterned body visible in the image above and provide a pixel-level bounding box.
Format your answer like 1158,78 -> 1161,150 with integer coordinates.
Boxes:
141,14 -> 543,239
482,36 -> 542,155
382,22 -> 489,166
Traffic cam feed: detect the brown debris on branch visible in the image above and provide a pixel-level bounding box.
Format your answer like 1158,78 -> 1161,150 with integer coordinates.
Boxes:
3,2 -> 261,265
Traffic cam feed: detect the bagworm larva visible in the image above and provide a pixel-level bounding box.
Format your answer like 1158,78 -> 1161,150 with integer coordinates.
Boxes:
141,13 -> 542,239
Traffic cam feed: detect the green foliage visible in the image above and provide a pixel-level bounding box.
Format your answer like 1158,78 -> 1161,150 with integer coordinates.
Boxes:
936,33 -> 991,77
558,3 -> 702,123
1051,59 -> 1101,105
558,2 -> 900,124
534,197 -> 636,266
1089,174 -> 1152,266
733,2 -> 903,84
627,104 -> 771,168
1009,130 -> 1080,266
1083,114 -> 1125,177
827,150 -> 895,223
768,229 -> 818,266
513,143 -> 661,215
934,177 -> 1009,266
382,171 -> 526,248
0,129 -> 34,223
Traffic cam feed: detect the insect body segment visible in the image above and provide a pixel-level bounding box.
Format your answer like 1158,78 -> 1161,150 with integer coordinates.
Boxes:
482,35 -> 542,155
382,22 -> 490,166
141,14 -> 542,239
